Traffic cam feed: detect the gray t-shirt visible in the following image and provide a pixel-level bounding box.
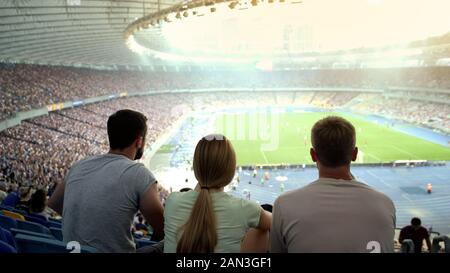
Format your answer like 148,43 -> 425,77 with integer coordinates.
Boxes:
271,177 -> 396,253
62,153 -> 156,253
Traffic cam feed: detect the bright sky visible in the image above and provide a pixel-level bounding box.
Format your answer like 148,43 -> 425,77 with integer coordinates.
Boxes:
159,0 -> 450,54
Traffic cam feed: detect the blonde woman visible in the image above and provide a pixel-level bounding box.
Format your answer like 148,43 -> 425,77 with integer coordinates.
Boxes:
163,134 -> 272,253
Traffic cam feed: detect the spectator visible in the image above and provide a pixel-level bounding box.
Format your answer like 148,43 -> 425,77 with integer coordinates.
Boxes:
271,116 -> 396,252
29,189 -> 51,220
15,186 -> 32,212
48,109 -> 164,253
0,181 -> 7,204
163,134 -> 272,253
134,216 -> 148,234
2,184 -> 20,207
399,217 -> 432,253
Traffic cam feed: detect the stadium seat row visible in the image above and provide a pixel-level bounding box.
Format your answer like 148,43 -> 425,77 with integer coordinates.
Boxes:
0,207 -> 157,253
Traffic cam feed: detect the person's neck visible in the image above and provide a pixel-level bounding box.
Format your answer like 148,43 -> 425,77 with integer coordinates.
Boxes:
109,149 -> 135,160
318,165 -> 354,180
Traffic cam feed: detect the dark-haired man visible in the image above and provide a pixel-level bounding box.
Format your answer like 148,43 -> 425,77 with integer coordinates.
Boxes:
399,217 -> 432,253
49,109 -> 164,252
271,116 -> 396,252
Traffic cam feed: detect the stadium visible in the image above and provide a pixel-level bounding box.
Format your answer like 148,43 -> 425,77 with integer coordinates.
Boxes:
0,0 -> 449,255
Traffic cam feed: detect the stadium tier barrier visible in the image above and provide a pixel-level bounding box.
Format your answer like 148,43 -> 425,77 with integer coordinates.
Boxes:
238,160 -> 446,170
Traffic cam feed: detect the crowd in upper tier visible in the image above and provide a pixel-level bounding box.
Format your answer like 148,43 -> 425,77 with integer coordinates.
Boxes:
1,63 -> 449,120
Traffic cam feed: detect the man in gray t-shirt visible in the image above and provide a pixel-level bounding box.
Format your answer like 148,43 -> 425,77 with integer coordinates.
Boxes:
49,109 -> 164,253
271,116 -> 396,253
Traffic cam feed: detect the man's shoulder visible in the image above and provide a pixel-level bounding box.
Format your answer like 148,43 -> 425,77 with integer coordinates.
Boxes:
70,154 -> 104,169
74,154 -> 144,170
418,226 -> 429,234
274,183 -> 317,206
353,179 -> 394,204
275,178 -> 394,207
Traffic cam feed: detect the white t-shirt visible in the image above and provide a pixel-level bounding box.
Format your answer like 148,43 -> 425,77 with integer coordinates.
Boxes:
164,190 -> 261,253
271,177 -> 396,253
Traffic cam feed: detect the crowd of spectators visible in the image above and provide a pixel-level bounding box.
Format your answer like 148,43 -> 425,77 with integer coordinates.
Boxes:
0,94 -> 190,190
1,63 -> 449,120
352,97 -> 450,134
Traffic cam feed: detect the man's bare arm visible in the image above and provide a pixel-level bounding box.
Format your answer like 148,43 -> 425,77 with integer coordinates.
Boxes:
48,181 -> 65,215
139,182 -> 165,241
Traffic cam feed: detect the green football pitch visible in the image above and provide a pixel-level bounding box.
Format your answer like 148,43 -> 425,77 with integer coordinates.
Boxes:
214,111 -> 450,165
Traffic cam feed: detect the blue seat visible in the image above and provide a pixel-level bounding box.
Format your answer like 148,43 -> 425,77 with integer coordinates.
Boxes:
10,228 -> 55,240
25,215 -> 49,227
0,214 -> 17,230
15,234 -> 97,253
49,227 -> 63,241
0,240 -> 17,253
12,208 -> 28,216
47,220 -> 62,229
29,213 -> 48,222
16,219 -> 52,235
135,238 -> 157,249
0,227 -> 17,250
0,205 -> 15,211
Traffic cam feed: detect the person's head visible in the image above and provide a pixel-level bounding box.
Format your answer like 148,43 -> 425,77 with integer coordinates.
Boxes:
0,181 -> 7,192
107,109 -> 147,160
192,134 -> 237,189
310,116 -> 358,168
180,187 -> 193,192
411,217 -> 422,230
30,189 -> 47,213
19,186 -> 31,200
177,134 -> 236,253
9,183 -> 18,193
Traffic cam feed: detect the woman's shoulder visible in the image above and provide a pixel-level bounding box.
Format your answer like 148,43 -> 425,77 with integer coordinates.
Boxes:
166,191 -> 197,205
215,192 -> 260,210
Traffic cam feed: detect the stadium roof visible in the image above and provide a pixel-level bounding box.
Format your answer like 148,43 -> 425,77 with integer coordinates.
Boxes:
0,0 -> 179,67
1,0 -> 449,68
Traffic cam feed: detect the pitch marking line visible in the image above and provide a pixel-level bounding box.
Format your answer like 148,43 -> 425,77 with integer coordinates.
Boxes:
366,152 -> 382,162
390,145 -> 418,159
401,194 -> 413,203
365,170 -> 394,189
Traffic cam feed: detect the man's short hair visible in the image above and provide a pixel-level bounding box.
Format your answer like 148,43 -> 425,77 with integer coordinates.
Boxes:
311,116 -> 356,167
411,217 -> 421,226
107,109 -> 147,150
261,204 -> 273,213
